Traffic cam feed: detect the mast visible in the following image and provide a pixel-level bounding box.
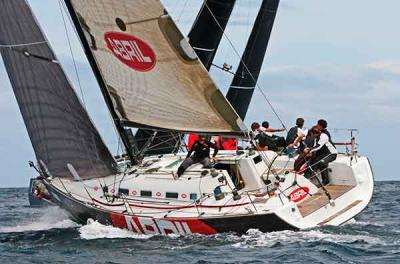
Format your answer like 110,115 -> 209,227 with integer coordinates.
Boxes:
226,0 -> 280,120
134,0 -> 237,155
63,0 -> 137,163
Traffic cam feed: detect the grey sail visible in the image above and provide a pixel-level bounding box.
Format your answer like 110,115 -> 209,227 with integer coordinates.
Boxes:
135,0 -> 237,155
226,0 -> 280,120
0,0 -> 117,179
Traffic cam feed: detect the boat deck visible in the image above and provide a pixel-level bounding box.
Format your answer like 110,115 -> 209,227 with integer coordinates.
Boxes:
297,184 -> 355,217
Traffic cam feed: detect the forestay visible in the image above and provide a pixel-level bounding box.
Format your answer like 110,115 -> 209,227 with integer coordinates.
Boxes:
66,0 -> 246,135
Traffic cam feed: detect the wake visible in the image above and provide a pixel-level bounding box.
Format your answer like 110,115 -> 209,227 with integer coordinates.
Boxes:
0,207 -> 78,233
79,220 -> 154,240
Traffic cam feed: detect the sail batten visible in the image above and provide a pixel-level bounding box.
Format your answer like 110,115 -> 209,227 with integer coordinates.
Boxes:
226,0 -> 280,120
188,0 -> 236,70
65,0 -> 245,136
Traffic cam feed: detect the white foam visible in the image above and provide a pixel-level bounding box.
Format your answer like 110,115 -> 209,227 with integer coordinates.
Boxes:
353,221 -> 385,227
79,220 -> 153,240
0,207 -> 78,233
231,229 -> 384,248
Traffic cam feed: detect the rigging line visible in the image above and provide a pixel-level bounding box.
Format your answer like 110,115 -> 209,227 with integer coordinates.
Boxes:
176,0 -> 190,23
60,1 -> 126,156
204,3 -> 287,129
58,0 -> 86,108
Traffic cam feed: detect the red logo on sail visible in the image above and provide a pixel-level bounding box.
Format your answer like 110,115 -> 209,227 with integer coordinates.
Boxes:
289,187 -> 309,203
104,32 -> 156,72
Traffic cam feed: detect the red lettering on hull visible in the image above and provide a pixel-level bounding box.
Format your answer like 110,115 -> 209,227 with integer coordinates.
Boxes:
110,213 -> 217,235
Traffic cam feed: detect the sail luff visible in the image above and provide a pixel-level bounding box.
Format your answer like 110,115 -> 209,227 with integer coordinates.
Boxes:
0,0 -> 117,179
226,0 -> 280,120
63,0 -> 138,163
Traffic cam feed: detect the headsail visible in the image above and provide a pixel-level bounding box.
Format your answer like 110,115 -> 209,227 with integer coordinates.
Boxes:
226,0 -> 280,120
0,0 -> 117,179
135,0 -> 237,155
64,0 -> 245,136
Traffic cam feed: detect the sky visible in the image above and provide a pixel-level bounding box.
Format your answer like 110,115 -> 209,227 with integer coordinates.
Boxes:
0,0 -> 399,187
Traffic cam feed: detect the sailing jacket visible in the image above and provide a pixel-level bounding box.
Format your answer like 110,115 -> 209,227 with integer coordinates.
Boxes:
187,140 -> 218,159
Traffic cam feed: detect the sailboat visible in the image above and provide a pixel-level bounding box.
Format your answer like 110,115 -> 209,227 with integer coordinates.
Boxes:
0,0 -> 374,235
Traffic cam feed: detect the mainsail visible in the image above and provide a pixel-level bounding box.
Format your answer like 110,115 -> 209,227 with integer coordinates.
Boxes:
135,0 -> 237,154
189,0 -> 236,70
64,0 -> 245,136
0,0 -> 117,179
226,0 -> 280,120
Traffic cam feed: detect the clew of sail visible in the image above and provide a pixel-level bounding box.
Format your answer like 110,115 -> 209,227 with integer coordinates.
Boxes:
0,0 -> 117,179
65,0 -> 246,136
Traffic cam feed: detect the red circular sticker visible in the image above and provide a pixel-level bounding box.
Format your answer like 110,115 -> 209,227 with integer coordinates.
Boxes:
93,186 -> 98,191
181,194 -> 187,199
104,32 -> 156,72
289,187 -> 310,203
156,192 -> 161,197
132,190 -> 137,195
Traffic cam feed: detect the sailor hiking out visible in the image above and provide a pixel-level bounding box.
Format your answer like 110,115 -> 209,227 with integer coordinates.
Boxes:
177,135 -> 219,178
304,123 -> 338,185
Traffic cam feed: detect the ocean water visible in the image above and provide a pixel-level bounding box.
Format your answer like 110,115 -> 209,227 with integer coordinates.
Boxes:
0,182 -> 399,264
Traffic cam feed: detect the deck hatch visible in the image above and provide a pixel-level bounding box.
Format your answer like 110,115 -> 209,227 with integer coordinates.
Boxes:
253,155 -> 262,164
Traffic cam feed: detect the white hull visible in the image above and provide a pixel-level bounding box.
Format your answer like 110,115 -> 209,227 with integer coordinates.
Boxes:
44,150 -> 374,234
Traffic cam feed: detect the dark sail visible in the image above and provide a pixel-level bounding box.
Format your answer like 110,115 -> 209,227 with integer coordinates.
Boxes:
135,0 -> 237,154
0,0 -> 117,179
226,0 -> 280,120
189,0 -> 236,70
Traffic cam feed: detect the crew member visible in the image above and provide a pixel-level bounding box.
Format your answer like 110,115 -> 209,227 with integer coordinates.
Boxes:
261,121 -> 286,150
304,126 -> 338,185
317,119 -> 333,144
261,121 -> 286,136
251,122 -> 271,150
286,118 -> 307,151
177,135 -> 218,177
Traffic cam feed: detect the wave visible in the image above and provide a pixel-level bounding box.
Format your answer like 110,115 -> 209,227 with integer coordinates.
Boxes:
0,207 -> 78,233
230,229 -> 385,249
77,220 -> 384,249
79,220 -> 154,240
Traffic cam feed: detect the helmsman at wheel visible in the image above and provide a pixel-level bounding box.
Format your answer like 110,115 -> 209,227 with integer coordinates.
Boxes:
177,135 -> 219,177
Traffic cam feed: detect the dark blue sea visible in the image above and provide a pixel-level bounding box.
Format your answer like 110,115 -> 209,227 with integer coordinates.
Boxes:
0,181 -> 399,264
